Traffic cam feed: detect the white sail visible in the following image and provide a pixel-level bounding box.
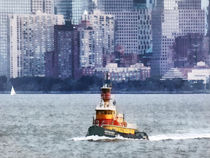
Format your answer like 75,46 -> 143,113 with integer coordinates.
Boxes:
11,86 -> 16,95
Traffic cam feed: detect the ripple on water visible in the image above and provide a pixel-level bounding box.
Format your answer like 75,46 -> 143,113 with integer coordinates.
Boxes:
0,94 -> 210,158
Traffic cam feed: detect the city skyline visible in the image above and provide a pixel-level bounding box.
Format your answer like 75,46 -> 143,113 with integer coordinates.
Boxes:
0,2 -> 210,158
0,0 -> 209,82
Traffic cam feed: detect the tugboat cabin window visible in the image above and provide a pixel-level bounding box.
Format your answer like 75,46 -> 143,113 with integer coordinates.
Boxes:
96,110 -> 113,115
102,89 -> 110,93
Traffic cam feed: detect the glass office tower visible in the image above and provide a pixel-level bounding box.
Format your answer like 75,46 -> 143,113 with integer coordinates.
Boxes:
54,0 -> 72,21
55,0 -> 89,24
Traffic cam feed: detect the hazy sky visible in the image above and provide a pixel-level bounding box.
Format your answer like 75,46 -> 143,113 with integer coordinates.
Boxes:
202,0 -> 209,9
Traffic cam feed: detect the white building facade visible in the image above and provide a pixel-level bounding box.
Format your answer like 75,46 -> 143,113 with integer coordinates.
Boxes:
79,9 -> 115,68
9,12 -> 64,78
0,0 -> 54,76
95,63 -> 151,81
188,62 -> 210,84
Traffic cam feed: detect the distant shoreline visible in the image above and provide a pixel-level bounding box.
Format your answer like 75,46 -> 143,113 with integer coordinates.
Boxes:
1,90 -> 210,94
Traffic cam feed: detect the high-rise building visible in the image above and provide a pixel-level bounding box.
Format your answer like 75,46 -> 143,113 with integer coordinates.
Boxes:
55,0 -> 89,24
137,9 -> 152,55
72,0 -> 89,24
133,0 -> 155,9
78,20 -> 95,68
9,12 -> 64,78
78,10 -> 115,68
32,0 -> 54,14
98,0 -> 155,10
0,0 -> 54,76
97,0 -> 153,56
152,0 -> 206,77
54,0 -> 72,22
97,0 -> 134,55
48,24 -> 80,79
114,11 -> 139,54
98,0 -> 133,11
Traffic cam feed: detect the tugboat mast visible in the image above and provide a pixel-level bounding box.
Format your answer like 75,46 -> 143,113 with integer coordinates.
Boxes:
101,73 -> 112,107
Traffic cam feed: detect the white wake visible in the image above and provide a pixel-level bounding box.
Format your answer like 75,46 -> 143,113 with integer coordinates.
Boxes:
72,133 -> 210,142
72,135 -> 131,141
149,133 -> 210,141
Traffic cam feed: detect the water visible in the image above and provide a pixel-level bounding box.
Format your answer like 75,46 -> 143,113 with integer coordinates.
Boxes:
0,94 -> 210,158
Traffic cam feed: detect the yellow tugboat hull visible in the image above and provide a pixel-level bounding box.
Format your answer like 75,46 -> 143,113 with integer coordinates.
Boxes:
103,125 -> 135,135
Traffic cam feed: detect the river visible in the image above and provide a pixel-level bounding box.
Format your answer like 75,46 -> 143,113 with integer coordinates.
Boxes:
0,94 -> 209,158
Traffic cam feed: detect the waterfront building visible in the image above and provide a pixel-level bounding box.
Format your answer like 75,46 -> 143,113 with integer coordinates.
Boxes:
161,61 -> 210,85
78,10 -> 115,68
152,0 -> 206,77
161,68 -> 186,80
9,12 -> 64,78
0,0 -> 54,76
81,67 -> 96,77
187,62 -> 210,84
92,63 -> 151,81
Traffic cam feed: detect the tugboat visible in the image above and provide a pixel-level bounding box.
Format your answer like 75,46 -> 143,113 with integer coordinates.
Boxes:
86,74 -> 149,140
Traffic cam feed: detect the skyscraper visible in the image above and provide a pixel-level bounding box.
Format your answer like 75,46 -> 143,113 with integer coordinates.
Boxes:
9,12 -> 64,78
152,0 -> 206,76
98,0 -> 134,11
50,24 -> 80,79
55,0 -> 89,24
78,9 -> 115,68
72,0 -> 89,24
0,0 -> 54,76
32,0 -> 54,14
133,0 -> 155,9
97,0 -> 153,56
54,0 -> 72,21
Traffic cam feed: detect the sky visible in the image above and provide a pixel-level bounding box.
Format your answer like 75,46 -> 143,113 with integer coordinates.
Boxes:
202,0 -> 209,10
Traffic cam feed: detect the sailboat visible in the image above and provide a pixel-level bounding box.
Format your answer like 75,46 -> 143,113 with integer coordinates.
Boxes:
11,86 -> 16,95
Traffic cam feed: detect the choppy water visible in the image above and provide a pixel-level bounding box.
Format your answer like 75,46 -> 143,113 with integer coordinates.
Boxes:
0,94 -> 210,158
